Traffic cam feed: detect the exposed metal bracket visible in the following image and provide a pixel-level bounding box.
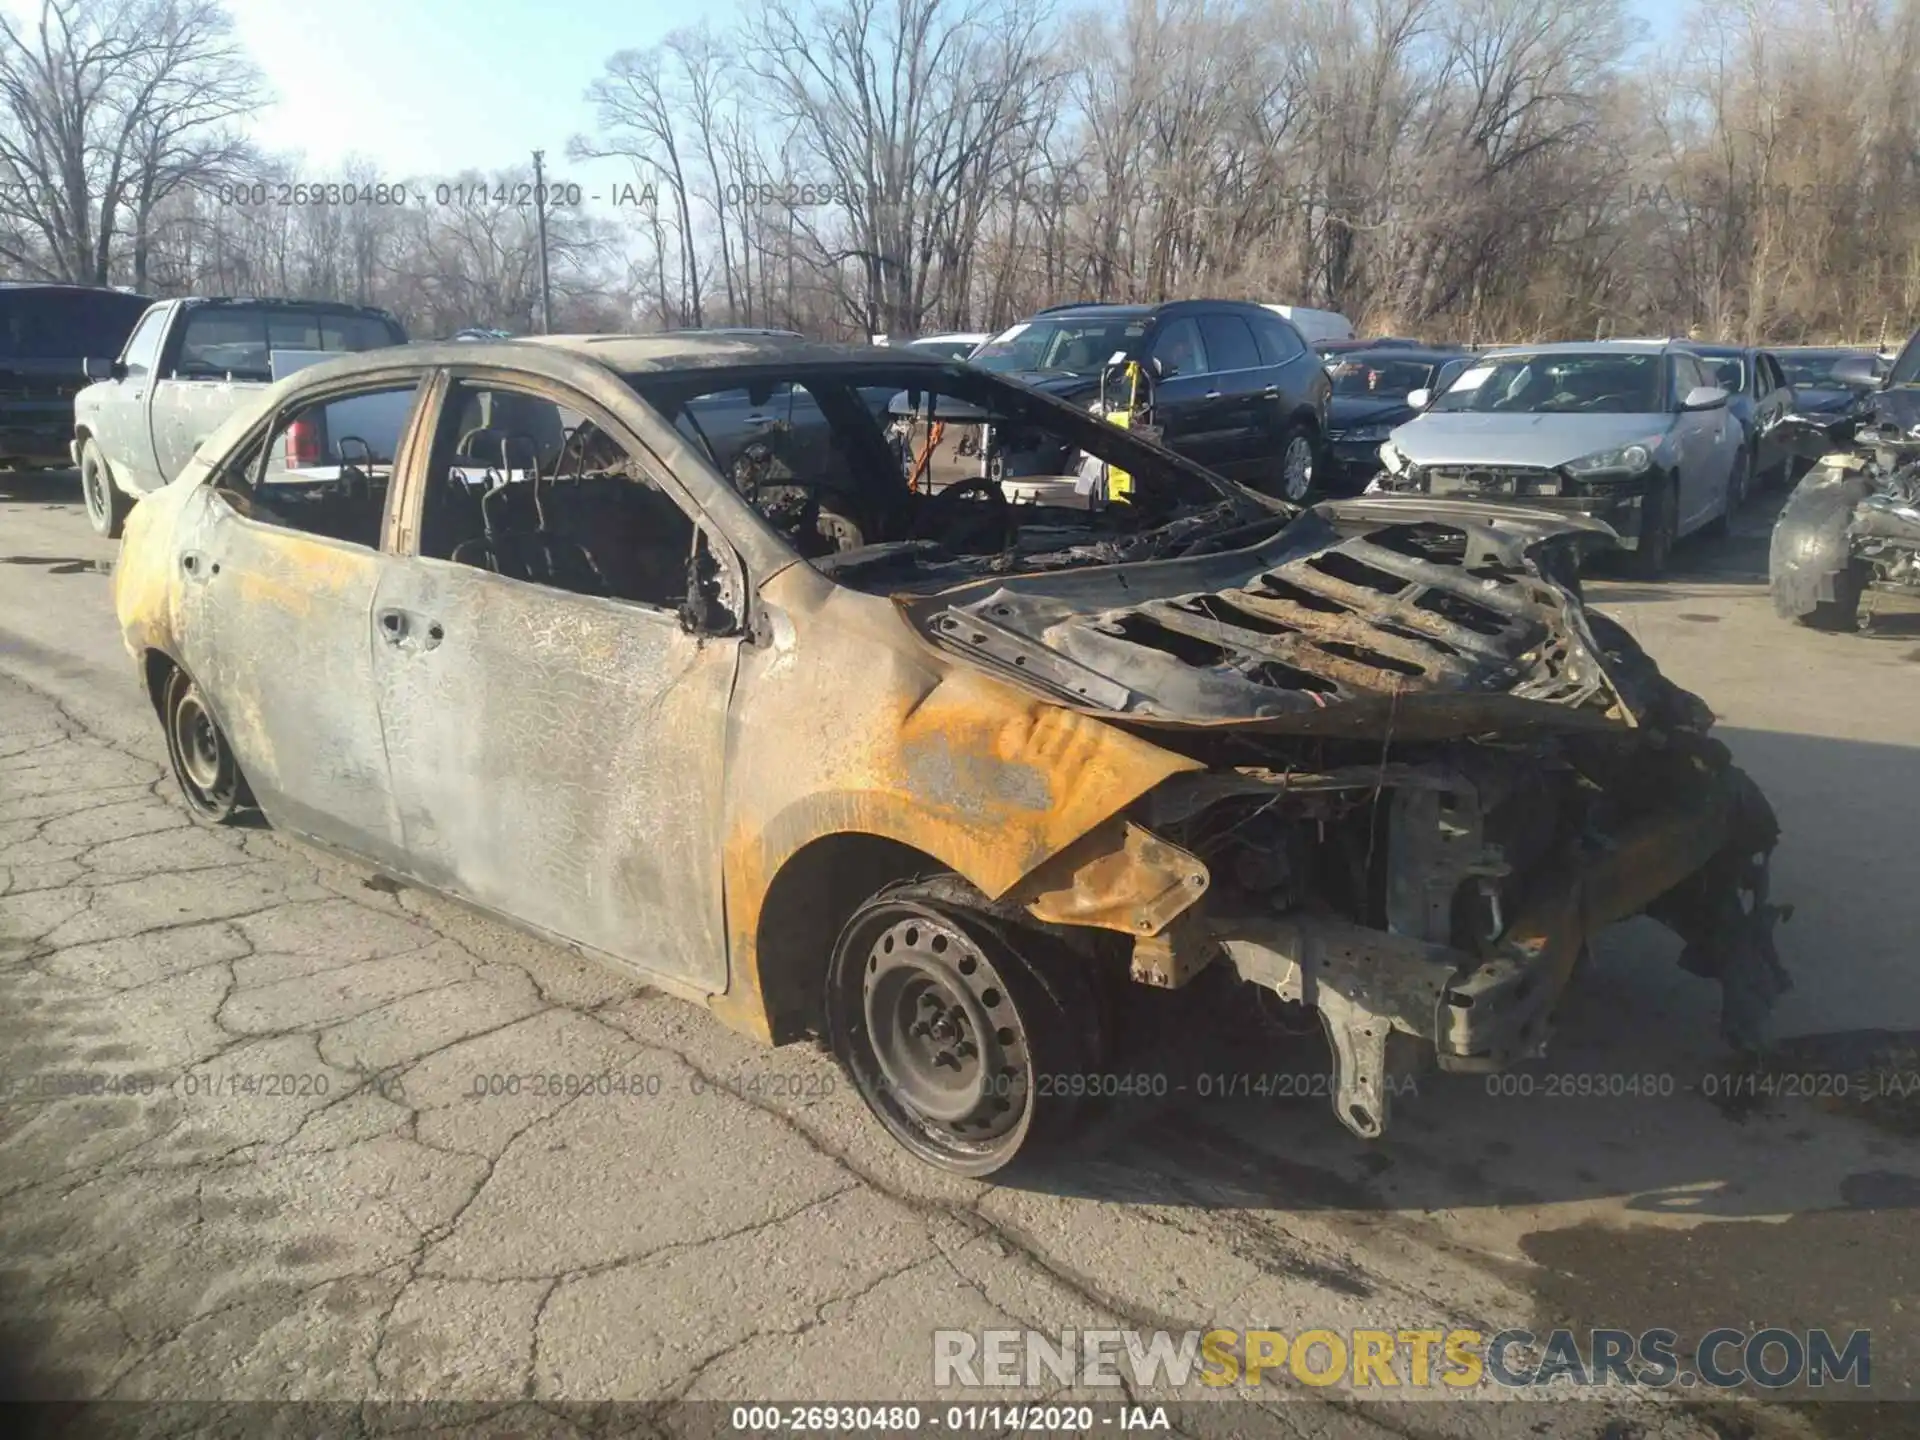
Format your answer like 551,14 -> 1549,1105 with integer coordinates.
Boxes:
1218,913 -> 1461,1140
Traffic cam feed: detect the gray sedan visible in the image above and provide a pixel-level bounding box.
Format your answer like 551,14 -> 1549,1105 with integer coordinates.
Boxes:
1368,341 -> 1744,576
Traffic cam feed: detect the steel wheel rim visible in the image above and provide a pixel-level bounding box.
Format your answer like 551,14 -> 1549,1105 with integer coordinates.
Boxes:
1282,437 -> 1314,500
860,913 -> 1028,1144
83,459 -> 107,522
169,682 -> 236,813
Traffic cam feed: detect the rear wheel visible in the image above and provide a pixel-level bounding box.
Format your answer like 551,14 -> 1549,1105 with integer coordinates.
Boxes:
162,668 -> 250,825
80,438 -> 129,539
825,878 -> 1097,1177
1275,426 -> 1318,502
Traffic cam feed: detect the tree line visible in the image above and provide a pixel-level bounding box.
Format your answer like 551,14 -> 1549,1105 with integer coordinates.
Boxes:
2,0 -> 1915,345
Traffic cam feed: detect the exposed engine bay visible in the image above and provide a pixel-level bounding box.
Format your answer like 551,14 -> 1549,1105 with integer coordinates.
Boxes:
916,501 -> 1787,1138
1771,405 -> 1920,629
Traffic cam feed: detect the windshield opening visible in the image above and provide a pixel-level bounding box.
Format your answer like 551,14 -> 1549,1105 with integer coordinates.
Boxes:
970,317 -> 1143,377
622,362 -> 1274,591
1430,353 -> 1665,414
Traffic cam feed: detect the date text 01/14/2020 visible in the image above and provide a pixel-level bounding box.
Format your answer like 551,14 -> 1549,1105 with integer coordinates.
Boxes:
726,1405 -> 1170,1433
202,180 -> 588,209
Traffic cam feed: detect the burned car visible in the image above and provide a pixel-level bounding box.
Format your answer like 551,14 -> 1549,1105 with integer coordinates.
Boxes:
1769,409 -> 1920,630
114,334 -> 1786,1175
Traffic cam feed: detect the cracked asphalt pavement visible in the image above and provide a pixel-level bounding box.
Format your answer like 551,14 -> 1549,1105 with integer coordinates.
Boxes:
3,470 -> 1919,1437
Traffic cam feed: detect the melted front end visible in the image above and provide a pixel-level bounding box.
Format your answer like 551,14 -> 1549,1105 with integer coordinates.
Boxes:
932,503 -> 1787,1138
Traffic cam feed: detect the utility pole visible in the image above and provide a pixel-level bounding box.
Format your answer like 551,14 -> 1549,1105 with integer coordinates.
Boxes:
532,149 -> 554,334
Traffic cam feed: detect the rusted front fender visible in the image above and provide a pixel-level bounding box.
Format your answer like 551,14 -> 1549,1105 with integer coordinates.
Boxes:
712,561 -> 1203,1040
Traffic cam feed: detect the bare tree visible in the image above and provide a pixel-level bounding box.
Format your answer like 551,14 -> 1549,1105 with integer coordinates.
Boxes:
0,0 -> 259,284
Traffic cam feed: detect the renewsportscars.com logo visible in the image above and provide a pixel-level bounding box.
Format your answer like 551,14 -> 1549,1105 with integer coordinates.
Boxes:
932,1327 -> 1873,1392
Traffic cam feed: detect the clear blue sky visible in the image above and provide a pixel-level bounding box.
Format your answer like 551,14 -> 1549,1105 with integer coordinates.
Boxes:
230,0 -> 1677,203
231,0 -> 733,186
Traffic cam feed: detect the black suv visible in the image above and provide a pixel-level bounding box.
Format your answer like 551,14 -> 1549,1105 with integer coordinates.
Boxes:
0,283 -> 152,470
968,299 -> 1332,500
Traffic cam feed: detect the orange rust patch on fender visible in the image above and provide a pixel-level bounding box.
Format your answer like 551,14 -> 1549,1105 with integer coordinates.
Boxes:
713,657 -> 1201,1043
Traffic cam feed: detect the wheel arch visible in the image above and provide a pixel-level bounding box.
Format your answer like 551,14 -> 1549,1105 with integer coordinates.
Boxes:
738,830 -> 951,1045
142,647 -> 180,720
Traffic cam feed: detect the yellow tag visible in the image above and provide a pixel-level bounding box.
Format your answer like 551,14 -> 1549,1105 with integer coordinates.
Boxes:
1104,362 -> 1141,501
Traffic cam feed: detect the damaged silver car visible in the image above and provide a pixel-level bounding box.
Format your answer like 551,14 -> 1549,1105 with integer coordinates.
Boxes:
114,334 -> 1787,1175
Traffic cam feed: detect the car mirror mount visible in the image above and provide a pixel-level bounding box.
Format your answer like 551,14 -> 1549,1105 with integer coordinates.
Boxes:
83,356 -> 126,382
1406,388 -> 1431,411
1681,385 -> 1729,410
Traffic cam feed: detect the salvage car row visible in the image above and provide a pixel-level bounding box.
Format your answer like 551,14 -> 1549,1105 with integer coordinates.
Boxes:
897,303 -> 1905,588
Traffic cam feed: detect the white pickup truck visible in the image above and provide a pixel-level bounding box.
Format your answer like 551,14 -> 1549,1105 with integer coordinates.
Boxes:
72,297 -> 408,536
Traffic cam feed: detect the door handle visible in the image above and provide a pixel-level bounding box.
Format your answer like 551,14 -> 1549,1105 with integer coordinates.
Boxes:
1263,385 -> 1281,397
1204,391 -> 1223,400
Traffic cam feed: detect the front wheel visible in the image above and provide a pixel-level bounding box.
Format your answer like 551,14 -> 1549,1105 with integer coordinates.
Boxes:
1730,443 -> 1755,511
1792,564 -> 1867,632
162,668 -> 252,825
80,438 -> 129,539
825,879 -> 1096,1177
1625,478 -> 1677,578
1702,449 -> 1749,539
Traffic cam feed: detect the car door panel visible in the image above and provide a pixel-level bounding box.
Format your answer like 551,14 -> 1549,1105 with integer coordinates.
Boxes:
367,559 -> 738,991
1195,314 -> 1267,478
1145,318 -> 1238,474
186,491 -> 410,867
91,304 -> 170,491
1755,354 -> 1788,477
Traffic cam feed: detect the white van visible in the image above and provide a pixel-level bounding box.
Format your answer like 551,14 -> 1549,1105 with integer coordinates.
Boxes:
1264,305 -> 1355,345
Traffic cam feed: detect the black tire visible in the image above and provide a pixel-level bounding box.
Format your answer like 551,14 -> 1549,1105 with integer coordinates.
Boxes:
1730,444 -> 1755,512
1625,477 -> 1677,578
824,877 -> 1097,1177
1796,563 -> 1867,632
1274,424 -> 1319,503
1701,448 -> 1749,539
161,668 -> 251,825
80,438 -> 129,539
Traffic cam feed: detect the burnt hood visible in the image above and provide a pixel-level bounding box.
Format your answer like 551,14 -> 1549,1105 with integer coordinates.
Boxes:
898,499 -> 1644,738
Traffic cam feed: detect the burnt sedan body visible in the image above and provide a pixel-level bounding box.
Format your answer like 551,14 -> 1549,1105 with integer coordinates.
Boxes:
115,334 -> 1786,1175
1770,331 -> 1920,630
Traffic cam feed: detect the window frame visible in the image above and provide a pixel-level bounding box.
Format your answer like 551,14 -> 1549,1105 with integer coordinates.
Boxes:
202,366 -> 438,556
118,305 -> 170,374
1196,313 -> 1263,375
1147,316 -> 1211,379
1252,313 -> 1306,365
394,365 -> 749,623
162,304 -> 404,383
